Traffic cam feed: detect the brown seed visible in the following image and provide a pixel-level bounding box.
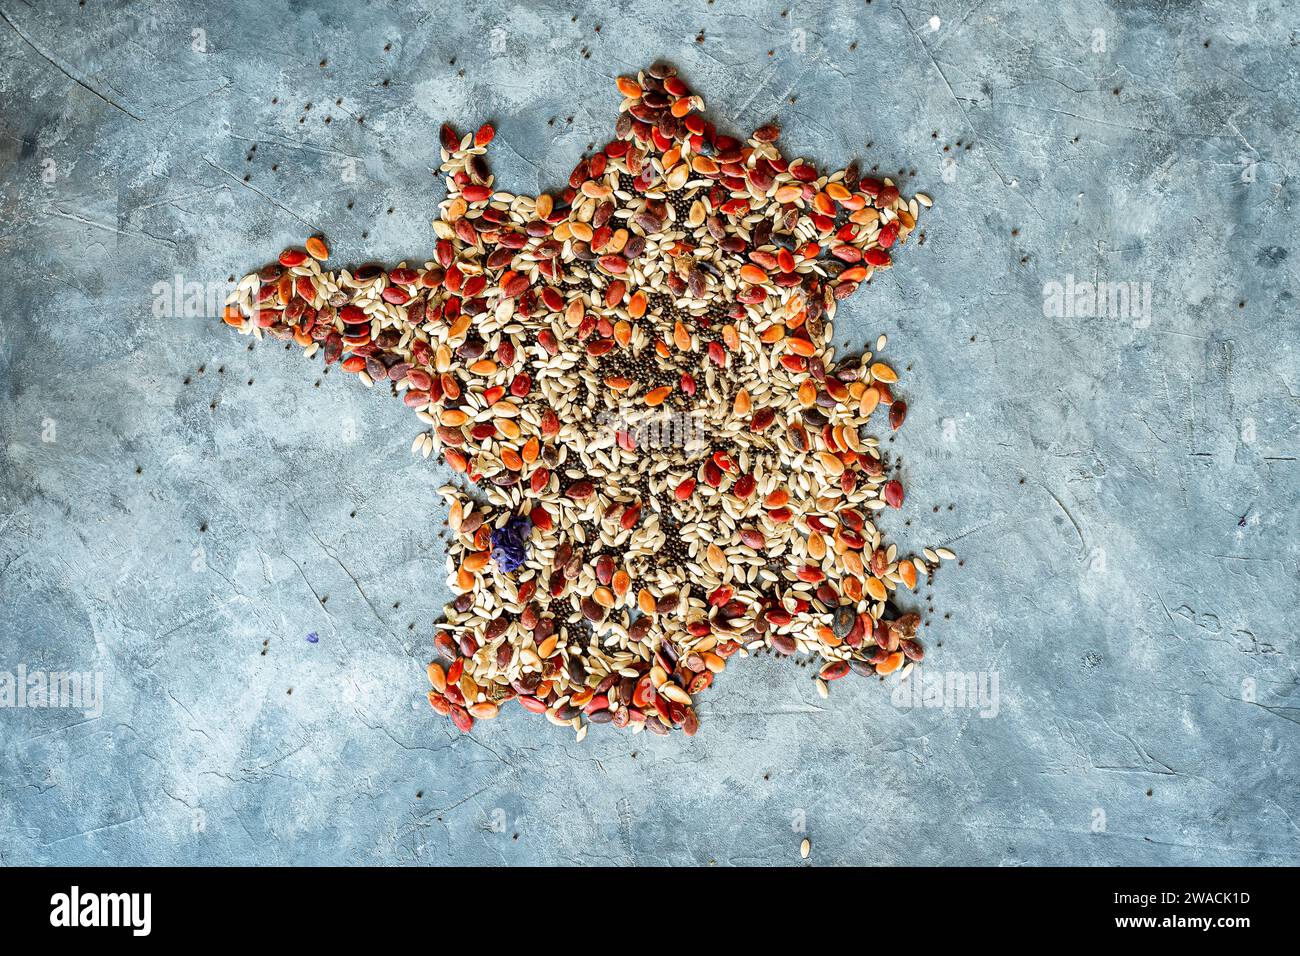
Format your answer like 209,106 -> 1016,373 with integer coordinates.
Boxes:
566,480 -> 595,500
832,605 -> 856,638
770,633 -> 798,656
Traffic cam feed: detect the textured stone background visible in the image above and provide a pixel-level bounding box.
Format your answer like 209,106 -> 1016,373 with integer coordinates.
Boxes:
1,0 -> 1297,866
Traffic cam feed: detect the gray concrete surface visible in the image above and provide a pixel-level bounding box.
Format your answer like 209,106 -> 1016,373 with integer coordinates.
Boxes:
1,0 -> 1297,866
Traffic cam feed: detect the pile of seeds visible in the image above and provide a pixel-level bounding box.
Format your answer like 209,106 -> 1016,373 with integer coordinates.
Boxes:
221,63 -> 954,738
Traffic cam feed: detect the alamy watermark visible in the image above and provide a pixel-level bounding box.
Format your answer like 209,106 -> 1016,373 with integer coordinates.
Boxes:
152,273 -> 237,320
50,886 -> 151,936
891,668 -> 1000,718
1,665 -> 104,718
1042,274 -> 1152,328
595,405 -> 714,450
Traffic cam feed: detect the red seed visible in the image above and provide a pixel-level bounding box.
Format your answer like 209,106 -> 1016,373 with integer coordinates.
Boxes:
620,503 -> 642,530
449,706 -> 473,732
820,660 -> 850,680
530,504 -> 553,531
883,480 -> 904,509
566,480 -> 595,500
750,407 -> 775,431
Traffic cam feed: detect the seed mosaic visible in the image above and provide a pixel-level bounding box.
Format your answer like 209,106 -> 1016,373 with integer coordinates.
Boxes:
221,63 -> 952,739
